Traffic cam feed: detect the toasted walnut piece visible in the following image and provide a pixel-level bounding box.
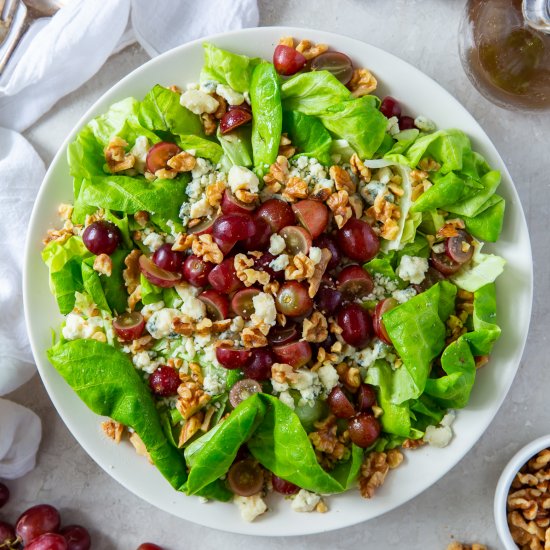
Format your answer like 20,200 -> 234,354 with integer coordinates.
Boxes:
282,176 -> 309,202
90,331 -> 107,343
156,167 -> 179,180
402,438 -> 425,449
350,153 -> 371,182
235,188 -> 259,204
192,234 -> 223,264
309,421 -> 346,461
172,233 -> 195,252
203,180 -> 226,208
302,311 -> 328,343
123,249 -> 141,294
388,182 -> 404,197
168,84 -> 182,94
105,137 -> 135,173
278,36 -> 294,47
437,219 -> 465,239
348,68 -> 378,97
330,165 -> 356,194
58,203 -> 74,221
419,157 -> 441,172
359,451 -> 390,499
446,544 -> 487,550
173,318 -> 194,336
127,285 -> 142,311
264,280 -> 281,296
93,253 -> 112,277
278,134 -> 296,158
178,411 -> 204,447
263,155 -> 289,191
167,150 -> 197,172
134,210 -> 149,227
167,357 -> 184,370
386,449 -> 404,469
295,39 -> 328,60
213,94 -> 228,119
234,253 -> 270,287
530,451 -> 550,471
315,500 -> 328,513
201,112 -> 217,136
285,252 -> 316,281
308,248 -> 332,298
348,193 -> 364,219
129,432 -> 152,463
101,420 -> 124,443
128,335 -> 153,354
43,219 -> 81,245
176,374 -> 210,419
271,363 -> 296,384
409,169 -> 430,185
195,318 -> 214,336
242,326 -> 268,348
327,190 -> 353,229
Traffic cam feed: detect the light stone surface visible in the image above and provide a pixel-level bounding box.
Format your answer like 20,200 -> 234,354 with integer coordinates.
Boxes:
5,1 -> 550,548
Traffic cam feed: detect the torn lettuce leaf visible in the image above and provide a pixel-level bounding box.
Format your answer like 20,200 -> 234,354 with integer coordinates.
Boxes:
450,244 -> 505,292
216,125 -> 253,168
282,110 -> 332,165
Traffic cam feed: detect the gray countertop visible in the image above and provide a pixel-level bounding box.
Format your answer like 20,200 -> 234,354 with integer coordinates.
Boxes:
6,0 -> 550,548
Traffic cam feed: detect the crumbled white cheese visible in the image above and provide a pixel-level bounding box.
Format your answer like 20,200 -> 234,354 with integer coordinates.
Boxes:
268,233 -> 286,255
228,165 -> 259,194
199,80 -> 218,93
186,82 -> 200,91
392,287 -> 417,304
396,255 -> 429,285
424,412 -> 456,448
414,115 -> 436,133
216,84 -> 245,106
251,292 -> 276,328
292,370 -> 322,404
291,489 -> 321,513
141,301 -> 164,321
354,340 -> 393,369
278,391 -> 295,409
175,284 -> 206,321
189,196 -> 213,219
432,242 -> 445,254
271,380 -> 289,393
377,167 -> 393,185
317,364 -> 339,392
179,89 -> 219,115
386,116 -> 400,136
130,136 -> 149,173
309,246 -> 322,265
132,351 -> 161,374
269,254 -> 289,272
289,157 -> 329,186
142,231 -> 164,252
145,308 -> 181,339
203,372 -> 225,396
62,313 -> 103,340
191,157 -> 213,179
233,494 -> 267,522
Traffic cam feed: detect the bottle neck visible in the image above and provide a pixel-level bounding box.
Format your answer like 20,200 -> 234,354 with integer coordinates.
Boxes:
523,0 -> 550,33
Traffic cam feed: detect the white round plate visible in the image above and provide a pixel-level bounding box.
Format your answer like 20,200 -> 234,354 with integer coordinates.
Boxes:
23,26 -> 533,536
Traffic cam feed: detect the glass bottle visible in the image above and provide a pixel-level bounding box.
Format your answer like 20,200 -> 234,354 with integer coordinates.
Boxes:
459,0 -> 550,110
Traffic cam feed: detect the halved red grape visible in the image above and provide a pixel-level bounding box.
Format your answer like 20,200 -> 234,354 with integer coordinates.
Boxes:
219,108 -> 252,134
254,252 -> 284,281
242,217 -> 272,251
292,200 -> 329,239
149,366 -> 180,397
311,51 -> 354,84
313,235 -> 341,270
0,521 -> 15,546
430,251 -> 461,275
273,340 -> 312,368
187,216 -> 217,236
181,255 -> 213,287
113,311 -> 145,341
228,459 -> 264,496
0,482 -> 8,508
337,265 -> 374,299
380,96 -> 402,119
327,386 -> 355,418
60,525 -> 91,550
279,225 -> 312,255
357,384 -> 377,412
273,44 -> 307,76
231,288 -> 260,319
82,220 -> 121,256
337,218 -> 380,263
229,379 -> 262,408
229,103 -> 251,113
152,243 -> 184,273
146,141 -> 181,173
399,115 -> 415,130
213,213 -> 256,244
139,255 -> 182,288
221,189 -> 256,215
243,348 -> 275,381
413,266 -> 446,294
445,230 -> 474,264
348,413 -> 381,448
337,303 -> 372,348
207,257 -> 243,293
372,297 -> 398,345
272,475 -> 300,495
256,199 -> 295,233
16,504 -> 61,545
26,533 -> 68,550
214,234 -> 237,255
199,289 -> 230,320
267,324 -> 298,345
276,281 -> 313,317
314,283 -> 343,315
216,346 -> 252,370
137,544 -> 163,550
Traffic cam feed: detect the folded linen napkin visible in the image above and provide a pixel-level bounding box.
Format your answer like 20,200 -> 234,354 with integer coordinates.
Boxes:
0,0 -> 258,479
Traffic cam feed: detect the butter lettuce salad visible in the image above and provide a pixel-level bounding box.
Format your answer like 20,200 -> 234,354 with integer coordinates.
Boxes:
43,37 -> 505,521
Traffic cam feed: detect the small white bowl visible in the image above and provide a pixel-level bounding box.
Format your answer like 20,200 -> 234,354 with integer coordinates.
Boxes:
494,434 -> 550,549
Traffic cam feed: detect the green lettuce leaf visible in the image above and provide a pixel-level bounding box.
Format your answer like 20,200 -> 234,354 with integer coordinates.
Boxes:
281,70 -> 352,115
81,262 -> 111,313
450,245 -> 505,292
462,195 -> 505,242
282,110 -> 332,165
250,62 -> 282,175
216,125 -> 253,167
444,170 -> 501,218
200,43 -> 259,93
47,339 -> 188,490
463,283 -> 501,355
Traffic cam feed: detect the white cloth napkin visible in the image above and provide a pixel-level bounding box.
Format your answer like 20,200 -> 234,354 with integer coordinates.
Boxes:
0,0 -> 258,478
